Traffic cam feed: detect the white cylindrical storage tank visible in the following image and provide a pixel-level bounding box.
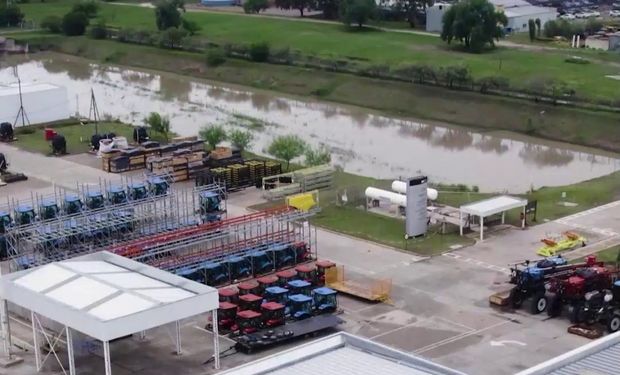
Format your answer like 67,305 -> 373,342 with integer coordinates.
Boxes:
392,180 -> 438,201
365,187 -> 406,207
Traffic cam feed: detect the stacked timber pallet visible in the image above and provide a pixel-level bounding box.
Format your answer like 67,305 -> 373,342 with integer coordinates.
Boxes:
263,165 -> 334,201
101,139 -> 205,174
146,150 -> 205,182
194,159 -> 283,190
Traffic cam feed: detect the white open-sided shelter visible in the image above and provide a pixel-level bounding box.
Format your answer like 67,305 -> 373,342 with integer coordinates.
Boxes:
460,196 -> 527,240
0,251 -> 220,374
0,83 -> 70,125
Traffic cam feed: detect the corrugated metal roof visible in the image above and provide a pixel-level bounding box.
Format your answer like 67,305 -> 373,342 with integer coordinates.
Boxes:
269,346 -> 433,375
218,333 -> 466,375
546,342 -> 620,375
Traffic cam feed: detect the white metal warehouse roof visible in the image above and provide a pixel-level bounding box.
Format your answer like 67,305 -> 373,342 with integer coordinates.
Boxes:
516,331 -> 620,375
219,332 -> 466,375
0,251 -> 218,341
460,195 -> 527,217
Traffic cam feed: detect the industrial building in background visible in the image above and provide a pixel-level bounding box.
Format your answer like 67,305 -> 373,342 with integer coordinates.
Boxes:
426,0 -> 557,33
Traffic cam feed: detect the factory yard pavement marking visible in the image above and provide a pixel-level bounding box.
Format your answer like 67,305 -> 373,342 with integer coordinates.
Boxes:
554,200 -> 620,237
442,252 -> 510,274
414,320 -> 511,354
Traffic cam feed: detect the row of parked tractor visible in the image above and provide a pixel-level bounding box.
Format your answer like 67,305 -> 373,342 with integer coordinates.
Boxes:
498,254 -> 620,333
207,260 -> 338,339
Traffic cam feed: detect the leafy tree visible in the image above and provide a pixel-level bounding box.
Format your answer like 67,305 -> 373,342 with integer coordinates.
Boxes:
0,4 -> 25,27
243,0 -> 269,14
181,18 -> 200,35
62,11 -> 89,36
158,27 -> 187,48
585,17 -> 603,34
477,75 -> 509,93
304,145 -> 331,166
144,112 -> 171,141
229,130 -> 253,152
274,0 -> 315,17
340,0 -> 376,28
535,18 -> 541,37
441,0 -> 507,52
393,0 -> 433,28
200,124 -> 228,150
41,15 -> 62,33
72,1 -> 99,18
155,0 -> 184,31
267,135 -> 307,171
89,19 -> 108,39
439,65 -> 472,88
528,19 -> 536,41
316,0 -> 339,19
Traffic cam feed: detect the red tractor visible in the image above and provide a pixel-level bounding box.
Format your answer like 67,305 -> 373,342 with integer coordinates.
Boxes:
238,294 -> 263,312
276,269 -> 297,287
315,260 -> 336,286
232,310 -> 262,335
257,275 -> 279,295
206,302 -> 238,332
546,265 -> 614,321
218,287 -> 239,304
295,264 -> 317,284
261,302 -> 285,328
238,281 -> 261,296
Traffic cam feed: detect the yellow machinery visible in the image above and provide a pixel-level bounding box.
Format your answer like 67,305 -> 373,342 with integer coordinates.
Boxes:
286,190 -> 319,212
325,265 -> 392,303
537,231 -> 586,257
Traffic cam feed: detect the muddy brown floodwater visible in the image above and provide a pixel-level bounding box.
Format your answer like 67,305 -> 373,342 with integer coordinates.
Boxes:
2,53 -> 619,192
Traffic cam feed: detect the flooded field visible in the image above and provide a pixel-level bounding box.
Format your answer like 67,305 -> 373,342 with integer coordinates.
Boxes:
1,53 -> 619,192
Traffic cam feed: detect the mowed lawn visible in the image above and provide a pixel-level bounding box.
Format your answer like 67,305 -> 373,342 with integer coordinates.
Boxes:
19,0 -> 620,101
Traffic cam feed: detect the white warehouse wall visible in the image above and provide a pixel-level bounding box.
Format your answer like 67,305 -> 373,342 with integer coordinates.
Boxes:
0,83 -> 71,125
506,10 -> 557,33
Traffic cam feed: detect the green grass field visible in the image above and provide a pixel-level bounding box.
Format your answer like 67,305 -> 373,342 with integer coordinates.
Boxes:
14,121 -> 136,154
17,0 -> 620,102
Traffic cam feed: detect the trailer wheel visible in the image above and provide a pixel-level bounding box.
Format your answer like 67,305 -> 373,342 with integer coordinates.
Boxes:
568,303 -> 583,324
510,289 -> 524,309
607,314 -> 620,333
546,294 -> 561,317
529,293 -> 547,314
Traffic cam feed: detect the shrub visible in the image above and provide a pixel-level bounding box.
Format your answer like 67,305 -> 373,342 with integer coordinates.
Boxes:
199,124 -> 227,150
181,19 -> 200,36
41,15 -> 62,33
477,75 -> 509,93
249,42 -> 270,62
62,11 -> 89,36
206,48 -> 226,67
243,0 -> 268,13
358,64 -> 389,78
270,47 -> 292,64
72,1 -> 99,18
89,20 -> 108,39
158,27 -> 187,49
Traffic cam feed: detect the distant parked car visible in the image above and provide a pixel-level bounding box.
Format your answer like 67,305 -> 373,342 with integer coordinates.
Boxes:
560,13 -> 577,19
610,9 -> 620,17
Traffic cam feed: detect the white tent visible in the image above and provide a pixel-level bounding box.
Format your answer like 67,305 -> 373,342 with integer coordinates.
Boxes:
0,251 -> 220,374
0,83 -> 70,125
460,196 -> 527,241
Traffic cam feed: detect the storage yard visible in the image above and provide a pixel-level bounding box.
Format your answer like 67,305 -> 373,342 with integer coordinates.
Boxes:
1,135 -> 620,375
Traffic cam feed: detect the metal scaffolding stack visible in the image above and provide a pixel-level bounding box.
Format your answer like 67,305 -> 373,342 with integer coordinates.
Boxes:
109,206 -> 319,284
2,181 -> 227,272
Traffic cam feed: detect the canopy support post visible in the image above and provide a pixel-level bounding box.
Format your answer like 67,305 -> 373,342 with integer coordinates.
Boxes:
212,310 -> 220,370
103,340 -> 112,375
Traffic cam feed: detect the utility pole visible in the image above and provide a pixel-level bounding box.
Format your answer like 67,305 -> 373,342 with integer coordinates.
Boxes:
87,88 -> 101,134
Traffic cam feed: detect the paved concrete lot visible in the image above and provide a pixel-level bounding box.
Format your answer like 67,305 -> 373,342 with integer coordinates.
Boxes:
0,147 -> 612,374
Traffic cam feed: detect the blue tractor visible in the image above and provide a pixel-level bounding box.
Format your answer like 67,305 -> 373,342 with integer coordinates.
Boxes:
288,294 -> 313,320
199,191 -> 224,223
249,250 -> 273,276
509,255 -> 569,314
313,287 -> 338,314
0,211 -> 10,260
14,205 -> 35,226
226,256 -> 252,281
204,262 -> 230,286
176,265 -> 205,284
269,243 -> 296,270
63,194 -> 83,215
128,182 -> 148,201
287,280 -> 312,296
107,186 -> 128,205
85,191 -> 105,210
147,177 -> 169,196
39,200 -> 60,221
264,286 -> 289,305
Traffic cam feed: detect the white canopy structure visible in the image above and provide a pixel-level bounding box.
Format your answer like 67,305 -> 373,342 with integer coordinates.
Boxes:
0,251 -> 220,374
460,196 -> 527,241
